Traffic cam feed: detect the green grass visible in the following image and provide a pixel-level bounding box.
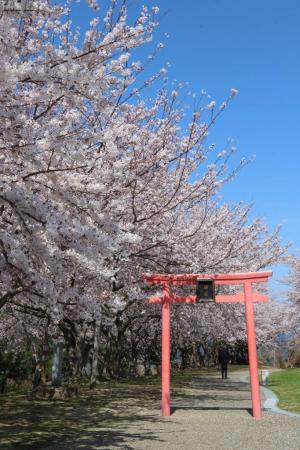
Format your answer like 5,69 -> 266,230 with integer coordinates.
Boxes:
268,368 -> 300,414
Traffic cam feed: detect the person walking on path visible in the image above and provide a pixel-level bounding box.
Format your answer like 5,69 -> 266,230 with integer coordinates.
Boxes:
218,346 -> 230,379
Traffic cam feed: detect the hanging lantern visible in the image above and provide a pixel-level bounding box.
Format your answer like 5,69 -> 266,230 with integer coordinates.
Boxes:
196,279 -> 215,303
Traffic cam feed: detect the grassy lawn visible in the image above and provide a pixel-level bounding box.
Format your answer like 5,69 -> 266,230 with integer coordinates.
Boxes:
268,368 -> 300,414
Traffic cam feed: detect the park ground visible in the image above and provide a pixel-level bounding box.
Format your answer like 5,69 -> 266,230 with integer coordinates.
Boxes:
0,367 -> 300,450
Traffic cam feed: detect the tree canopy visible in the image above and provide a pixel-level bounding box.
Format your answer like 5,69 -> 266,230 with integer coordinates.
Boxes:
0,0 -> 293,384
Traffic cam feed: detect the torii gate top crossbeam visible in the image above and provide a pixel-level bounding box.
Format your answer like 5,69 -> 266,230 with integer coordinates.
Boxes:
142,271 -> 272,285
142,271 -> 272,304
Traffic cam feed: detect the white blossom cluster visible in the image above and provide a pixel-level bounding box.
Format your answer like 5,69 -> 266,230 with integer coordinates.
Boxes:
0,0 -> 290,361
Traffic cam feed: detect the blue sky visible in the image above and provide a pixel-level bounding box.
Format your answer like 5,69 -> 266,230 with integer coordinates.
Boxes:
151,0 -> 300,294
65,0 -> 300,294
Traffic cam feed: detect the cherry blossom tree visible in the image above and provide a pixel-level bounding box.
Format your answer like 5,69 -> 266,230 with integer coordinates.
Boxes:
0,0 -> 290,384
0,0 -> 160,323
286,254 -> 300,305
282,253 -> 300,361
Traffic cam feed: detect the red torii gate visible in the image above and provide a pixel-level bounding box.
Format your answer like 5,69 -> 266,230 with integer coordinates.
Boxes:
142,271 -> 272,419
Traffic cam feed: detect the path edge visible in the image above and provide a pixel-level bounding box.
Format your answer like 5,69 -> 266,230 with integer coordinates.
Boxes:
239,374 -> 300,418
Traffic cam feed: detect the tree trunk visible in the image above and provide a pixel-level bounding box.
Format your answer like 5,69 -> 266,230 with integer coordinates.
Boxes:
0,374 -> 7,394
52,340 -> 63,387
90,320 -> 101,388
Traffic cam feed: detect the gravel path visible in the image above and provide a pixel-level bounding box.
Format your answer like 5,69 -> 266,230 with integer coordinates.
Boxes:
45,370 -> 300,450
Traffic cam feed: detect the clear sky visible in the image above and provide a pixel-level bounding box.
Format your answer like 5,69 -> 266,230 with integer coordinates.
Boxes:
65,0 -> 300,294
152,0 -> 300,294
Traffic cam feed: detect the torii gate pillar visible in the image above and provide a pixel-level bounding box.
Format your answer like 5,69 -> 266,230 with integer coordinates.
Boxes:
142,271 -> 272,420
244,281 -> 261,419
162,285 -> 171,416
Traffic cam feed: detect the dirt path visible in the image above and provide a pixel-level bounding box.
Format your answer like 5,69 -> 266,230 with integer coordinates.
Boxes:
1,369 -> 298,449
42,370 -> 300,450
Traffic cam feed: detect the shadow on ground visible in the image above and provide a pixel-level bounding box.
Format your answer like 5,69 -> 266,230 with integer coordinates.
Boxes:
171,406 -> 253,416
0,371 -> 252,449
0,384 -> 163,450
188,377 -> 250,391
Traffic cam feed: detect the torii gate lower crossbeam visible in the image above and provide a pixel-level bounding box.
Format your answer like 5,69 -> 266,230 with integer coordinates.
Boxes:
142,271 -> 272,419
